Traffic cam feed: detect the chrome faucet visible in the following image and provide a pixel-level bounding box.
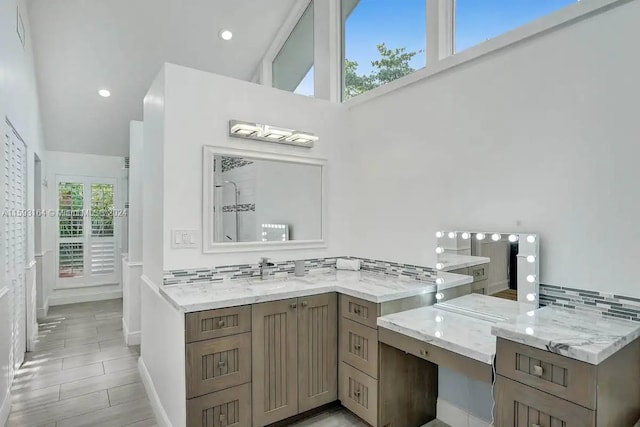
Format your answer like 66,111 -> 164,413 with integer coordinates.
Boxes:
259,257 -> 275,280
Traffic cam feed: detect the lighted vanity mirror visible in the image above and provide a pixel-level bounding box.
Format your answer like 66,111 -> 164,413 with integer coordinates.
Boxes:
203,146 -> 326,253
435,231 -> 540,307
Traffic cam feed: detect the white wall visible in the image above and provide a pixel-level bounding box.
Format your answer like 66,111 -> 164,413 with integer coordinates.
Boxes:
43,151 -> 126,305
157,63 -> 350,271
348,0 -> 640,297
0,0 -> 47,422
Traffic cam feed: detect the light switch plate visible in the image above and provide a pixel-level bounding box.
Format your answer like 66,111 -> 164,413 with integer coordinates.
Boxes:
171,230 -> 199,249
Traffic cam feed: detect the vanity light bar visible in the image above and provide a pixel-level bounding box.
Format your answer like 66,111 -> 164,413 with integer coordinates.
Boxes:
229,120 -> 317,148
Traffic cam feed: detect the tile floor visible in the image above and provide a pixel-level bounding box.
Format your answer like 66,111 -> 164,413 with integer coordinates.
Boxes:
7,298 -> 156,427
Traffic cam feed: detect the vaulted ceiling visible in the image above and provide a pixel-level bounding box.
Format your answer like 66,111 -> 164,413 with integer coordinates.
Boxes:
27,0 -> 300,156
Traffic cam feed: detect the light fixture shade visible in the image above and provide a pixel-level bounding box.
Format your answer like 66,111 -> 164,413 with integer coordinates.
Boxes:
230,121 -> 261,136
285,132 -> 319,144
262,126 -> 292,140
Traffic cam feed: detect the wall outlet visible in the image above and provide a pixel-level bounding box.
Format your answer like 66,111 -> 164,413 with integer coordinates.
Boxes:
171,230 -> 199,248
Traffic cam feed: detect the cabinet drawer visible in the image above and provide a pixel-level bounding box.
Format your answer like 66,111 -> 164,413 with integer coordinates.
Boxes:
186,306 -> 251,343
340,318 -> 378,378
469,264 -> 488,282
495,376 -> 595,427
187,383 -> 251,427
341,295 -> 379,328
496,338 -> 596,409
187,333 -> 251,398
340,362 -> 378,427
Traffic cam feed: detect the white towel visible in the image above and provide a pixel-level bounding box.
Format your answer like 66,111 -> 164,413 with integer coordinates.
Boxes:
336,258 -> 361,271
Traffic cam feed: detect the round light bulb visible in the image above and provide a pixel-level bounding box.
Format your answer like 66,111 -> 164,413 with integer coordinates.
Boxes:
461,232 -> 470,240
436,263 -> 444,270
527,235 -> 536,243
435,231 -> 444,238
525,327 -> 534,335
435,331 -> 442,338
435,316 -> 443,323
527,311 -> 535,317
526,293 -> 536,302
476,233 -> 486,240
508,234 -> 519,242
492,233 -> 501,241
435,246 -> 444,254
435,278 -> 445,285
527,275 -> 536,283
527,255 -> 536,263
448,232 -> 456,239
98,89 -> 111,97
219,29 -> 233,41
435,292 -> 444,300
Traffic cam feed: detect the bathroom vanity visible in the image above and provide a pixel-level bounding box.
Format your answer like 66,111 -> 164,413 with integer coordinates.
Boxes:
160,270 -> 461,427
492,306 -> 640,426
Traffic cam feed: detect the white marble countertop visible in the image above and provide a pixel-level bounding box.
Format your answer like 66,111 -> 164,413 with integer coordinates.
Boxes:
160,270 -> 438,313
434,271 -> 474,291
378,305 -> 499,364
438,253 -> 490,272
435,293 -> 532,322
491,305 -> 640,365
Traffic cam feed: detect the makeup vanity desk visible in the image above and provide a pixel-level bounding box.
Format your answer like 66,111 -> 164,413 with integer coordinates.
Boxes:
378,294 -> 640,427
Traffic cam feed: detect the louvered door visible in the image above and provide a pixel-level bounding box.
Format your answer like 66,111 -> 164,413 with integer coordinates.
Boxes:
3,127 -> 27,373
57,177 -> 118,287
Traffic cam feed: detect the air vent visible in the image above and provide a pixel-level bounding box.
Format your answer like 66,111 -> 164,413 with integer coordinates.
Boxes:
124,157 -> 130,169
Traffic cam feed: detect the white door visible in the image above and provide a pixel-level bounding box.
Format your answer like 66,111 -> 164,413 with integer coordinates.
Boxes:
56,177 -> 118,288
4,127 -> 27,373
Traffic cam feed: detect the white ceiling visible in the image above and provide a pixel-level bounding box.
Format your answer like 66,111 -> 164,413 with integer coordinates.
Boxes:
27,0 -> 300,156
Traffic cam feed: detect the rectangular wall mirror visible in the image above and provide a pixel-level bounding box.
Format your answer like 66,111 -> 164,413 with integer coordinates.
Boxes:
435,231 -> 540,307
203,146 -> 326,253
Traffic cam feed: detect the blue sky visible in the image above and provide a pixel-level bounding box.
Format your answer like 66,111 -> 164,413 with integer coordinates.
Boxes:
295,0 -> 577,96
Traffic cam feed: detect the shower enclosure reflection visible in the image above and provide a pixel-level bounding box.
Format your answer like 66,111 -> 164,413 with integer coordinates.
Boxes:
210,153 -> 323,244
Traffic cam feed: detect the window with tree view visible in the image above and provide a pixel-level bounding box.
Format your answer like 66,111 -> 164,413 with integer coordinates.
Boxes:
342,0 -> 426,100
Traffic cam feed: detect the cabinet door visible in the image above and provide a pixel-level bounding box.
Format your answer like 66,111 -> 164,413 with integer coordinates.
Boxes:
298,293 -> 338,412
252,299 -> 298,426
187,383 -> 251,427
186,333 -> 251,398
495,376 -> 595,427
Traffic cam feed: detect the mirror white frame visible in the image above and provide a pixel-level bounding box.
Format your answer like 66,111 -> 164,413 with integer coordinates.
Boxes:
202,145 -> 327,253
435,230 -> 540,307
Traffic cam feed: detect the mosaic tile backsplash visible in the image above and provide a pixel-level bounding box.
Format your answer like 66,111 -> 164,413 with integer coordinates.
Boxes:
163,257 -> 437,286
540,283 -> 640,322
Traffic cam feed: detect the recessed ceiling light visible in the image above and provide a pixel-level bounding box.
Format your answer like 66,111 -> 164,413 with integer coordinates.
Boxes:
98,89 -> 111,98
219,30 -> 233,41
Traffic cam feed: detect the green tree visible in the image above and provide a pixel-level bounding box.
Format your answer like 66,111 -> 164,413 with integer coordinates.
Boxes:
345,43 -> 422,99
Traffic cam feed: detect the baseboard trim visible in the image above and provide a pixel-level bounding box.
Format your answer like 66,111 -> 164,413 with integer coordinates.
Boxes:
37,296 -> 49,320
139,357 -> 173,427
487,279 -> 510,295
437,398 -> 493,427
48,290 -> 123,306
123,318 -> 141,346
0,388 -> 11,427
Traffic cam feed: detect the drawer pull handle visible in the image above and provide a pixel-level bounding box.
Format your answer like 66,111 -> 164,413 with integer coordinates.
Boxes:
290,302 -> 297,309
301,301 -> 308,307
220,413 -> 226,422
532,365 -> 544,377
354,389 -> 361,397
354,344 -> 362,350
218,361 -> 226,368
420,349 -> 429,357
353,307 -> 362,315
218,319 -> 225,327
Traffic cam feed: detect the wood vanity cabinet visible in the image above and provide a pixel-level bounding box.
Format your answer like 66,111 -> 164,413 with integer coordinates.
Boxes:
495,337 -> 640,427
338,294 -> 438,427
186,306 -> 253,427
450,264 -> 488,295
251,293 -> 338,427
